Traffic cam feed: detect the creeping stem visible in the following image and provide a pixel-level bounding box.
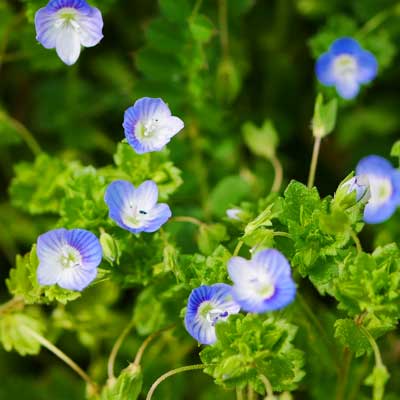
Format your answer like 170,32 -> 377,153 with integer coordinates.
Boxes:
107,320 -> 135,382
146,364 -> 205,400
23,326 -> 98,393
307,136 -> 321,188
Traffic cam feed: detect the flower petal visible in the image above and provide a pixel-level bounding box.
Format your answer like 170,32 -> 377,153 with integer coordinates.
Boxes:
77,7 -> 103,47
252,249 -> 292,280
335,77 -> 360,100
142,203 -> 172,233
37,228 -> 67,260
37,262 -> 63,286
57,266 -> 97,291
55,24 -> 81,65
35,8 -> 59,49
356,50 -> 378,83
330,37 -> 361,55
356,155 -> 394,177
315,52 -> 335,86
132,180 -> 159,211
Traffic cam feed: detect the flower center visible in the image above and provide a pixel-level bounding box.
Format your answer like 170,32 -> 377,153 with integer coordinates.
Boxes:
249,275 -> 276,299
135,118 -> 160,141
333,54 -> 357,80
199,302 -> 229,326
368,175 -> 393,206
122,202 -> 149,228
59,245 -> 82,269
55,8 -> 80,31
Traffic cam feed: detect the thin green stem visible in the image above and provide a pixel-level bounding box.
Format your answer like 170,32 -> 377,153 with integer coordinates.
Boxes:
233,240 -> 244,256
350,230 -> 362,253
107,320 -> 135,382
218,0 -> 229,58
23,326 -> 98,393
133,324 -> 175,367
169,216 -> 204,227
307,136 -> 321,188
146,364 -> 205,400
236,387 -> 244,400
247,385 -> 255,400
259,374 -> 274,399
0,111 -> 42,156
270,155 -> 283,193
360,327 -> 384,368
0,296 -> 24,315
335,347 -> 352,400
273,231 -> 291,239
191,0 -> 204,16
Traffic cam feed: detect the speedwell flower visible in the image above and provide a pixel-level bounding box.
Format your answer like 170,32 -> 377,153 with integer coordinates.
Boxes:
37,228 -> 102,291
35,0 -> 104,66
228,249 -> 296,313
356,155 -> 400,224
316,37 -> 377,99
184,284 -> 240,345
123,97 -> 184,154
104,180 -> 171,233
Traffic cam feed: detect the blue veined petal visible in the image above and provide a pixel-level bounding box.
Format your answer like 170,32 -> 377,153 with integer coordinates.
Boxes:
356,50 -> 378,83
335,77 -> 360,100
184,284 -> 240,345
57,265 -> 97,291
330,37 -> 362,55
228,249 -> 296,314
45,0 -> 91,12
391,170 -> 400,205
356,155 -> 394,177
363,201 -> 397,224
142,203 -> 172,233
315,52 -> 335,86
56,24 -> 82,66
76,6 -> 103,47
123,97 -> 184,154
65,229 -> 102,269
35,9 -> 59,49
131,180 -> 159,211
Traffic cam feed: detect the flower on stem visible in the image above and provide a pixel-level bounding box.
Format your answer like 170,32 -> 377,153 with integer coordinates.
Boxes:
356,155 -> 400,224
316,37 -> 377,99
334,173 -> 370,209
37,228 -> 102,291
123,97 -> 184,154
184,284 -> 240,345
35,0 -> 103,66
228,249 -> 296,313
104,180 -> 171,233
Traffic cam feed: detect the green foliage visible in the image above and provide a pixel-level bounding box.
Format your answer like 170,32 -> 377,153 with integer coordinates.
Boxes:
101,365 -> 142,400
312,94 -> 338,138
200,314 -> 304,393
334,318 -> 371,357
242,120 -> 279,159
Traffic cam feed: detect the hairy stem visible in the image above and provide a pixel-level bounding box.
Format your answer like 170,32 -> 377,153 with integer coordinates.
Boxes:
350,230 -> 362,253
0,296 -> 24,315
307,136 -> 321,188
107,320 -> 135,382
169,216 -> 204,227
218,0 -> 229,58
247,385 -> 255,400
270,155 -> 283,193
146,364 -> 205,400
236,387 -> 244,400
259,374 -> 274,399
23,326 -> 97,393
233,240 -> 244,257
336,347 -> 352,400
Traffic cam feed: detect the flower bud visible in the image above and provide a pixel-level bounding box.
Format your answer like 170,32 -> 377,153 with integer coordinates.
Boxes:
100,231 -> 120,265
334,174 -> 370,210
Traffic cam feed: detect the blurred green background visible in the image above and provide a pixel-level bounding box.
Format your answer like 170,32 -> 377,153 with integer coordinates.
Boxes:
0,0 -> 400,398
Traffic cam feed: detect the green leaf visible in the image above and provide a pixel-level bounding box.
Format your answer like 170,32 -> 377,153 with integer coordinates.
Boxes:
0,312 -> 44,356
159,0 -> 191,22
197,223 -> 228,255
101,365 -> 142,400
312,93 -> 337,138
189,15 -> 215,43
334,318 -> 371,357
242,120 -> 279,159
390,140 -> 400,159
365,365 -> 390,400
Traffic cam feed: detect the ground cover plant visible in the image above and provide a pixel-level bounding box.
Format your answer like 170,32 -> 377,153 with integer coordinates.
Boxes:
0,0 -> 400,399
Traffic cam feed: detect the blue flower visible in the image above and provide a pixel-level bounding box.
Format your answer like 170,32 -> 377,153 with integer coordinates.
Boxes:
35,0 -> 103,66
123,97 -> 184,154
356,155 -> 400,224
342,175 -> 370,202
228,249 -> 296,313
184,284 -> 240,345
104,180 -> 172,233
316,37 -> 377,99
37,228 -> 102,291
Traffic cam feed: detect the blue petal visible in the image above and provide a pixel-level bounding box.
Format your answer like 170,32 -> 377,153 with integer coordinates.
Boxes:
356,50 -> 378,83
45,0 -> 92,12
335,78 -> 360,100
57,266 -> 97,291
315,52 -> 335,86
356,155 -> 394,178
391,170 -> 400,205
252,249 -> 292,280
363,202 -> 397,224
330,37 -> 362,55
141,203 -> 172,233
65,229 -> 102,269
37,228 -> 67,260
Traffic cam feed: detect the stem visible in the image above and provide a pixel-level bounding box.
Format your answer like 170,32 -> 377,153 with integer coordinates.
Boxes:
0,296 -> 24,315
336,347 -> 352,400
107,320 -> 135,382
259,374 -> 274,399
350,230 -> 362,253
169,216 -> 203,227
270,155 -> 283,193
233,240 -> 244,256
133,324 -> 175,367
0,111 -> 42,156
23,326 -> 97,393
273,231 -> 291,239
307,136 -> 321,188
146,364 -> 205,400
236,387 -> 244,400
191,0 -> 204,16
360,327 -> 384,368
247,385 -> 255,400
218,0 -> 229,58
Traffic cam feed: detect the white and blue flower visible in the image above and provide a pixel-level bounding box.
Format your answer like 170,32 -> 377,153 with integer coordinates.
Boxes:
37,228 -> 102,291
228,249 -> 296,313
184,284 -> 240,345
123,97 -> 184,154
104,180 -> 171,233
356,155 -> 400,224
35,0 -> 103,66
316,37 -> 377,100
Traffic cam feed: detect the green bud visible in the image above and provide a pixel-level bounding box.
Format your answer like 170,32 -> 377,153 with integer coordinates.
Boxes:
101,365 -> 142,400
100,231 -> 120,266
312,93 -> 337,138
333,173 -> 370,210
216,57 -> 241,104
